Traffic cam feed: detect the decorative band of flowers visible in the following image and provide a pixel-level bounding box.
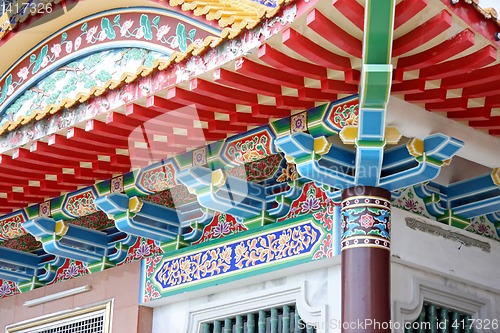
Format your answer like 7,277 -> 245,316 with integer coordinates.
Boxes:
141,219 -> 325,302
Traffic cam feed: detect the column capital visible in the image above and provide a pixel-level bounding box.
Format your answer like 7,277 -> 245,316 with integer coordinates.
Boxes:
341,186 -> 391,251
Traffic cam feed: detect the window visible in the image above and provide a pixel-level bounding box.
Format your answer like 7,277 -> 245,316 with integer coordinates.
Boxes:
405,301 -> 473,333
200,304 -> 316,333
6,301 -> 112,333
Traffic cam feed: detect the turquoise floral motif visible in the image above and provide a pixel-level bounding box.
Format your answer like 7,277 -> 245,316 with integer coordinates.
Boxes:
332,102 -> 358,128
342,207 -> 390,240
0,12 -> 202,120
3,47 -> 167,127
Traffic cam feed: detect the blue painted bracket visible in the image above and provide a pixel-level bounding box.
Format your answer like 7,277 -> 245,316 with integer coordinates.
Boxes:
23,217 -> 133,264
0,247 -> 64,284
379,134 -> 463,191
275,132 -> 355,190
176,166 -> 266,219
413,170 -> 500,220
265,182 -> 302,216
96,193 -> 211,243
276,132 -> 462,194
414,183 -> 446,216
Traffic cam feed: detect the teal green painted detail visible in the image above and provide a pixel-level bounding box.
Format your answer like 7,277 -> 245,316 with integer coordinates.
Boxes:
360,65 -> 392,109
364,0 -> 396,64
25,205 -> 39,220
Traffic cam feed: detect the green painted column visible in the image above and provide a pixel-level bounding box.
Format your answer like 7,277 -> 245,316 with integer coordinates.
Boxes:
341,186 -> 391,333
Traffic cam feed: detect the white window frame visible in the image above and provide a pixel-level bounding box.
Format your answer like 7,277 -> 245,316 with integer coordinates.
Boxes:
5,299 -> 113,333
393,278 -> 494,333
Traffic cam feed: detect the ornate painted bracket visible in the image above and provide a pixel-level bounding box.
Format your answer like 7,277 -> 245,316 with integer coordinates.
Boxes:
275,132 -> 355,192
176,166 -> 266,219
379,134 -> 463,191
23,217 -> 135,270
0,247 -> 62,286
413,169 -> 500,232
95,193 -> 212,243
276,132 -> 463,192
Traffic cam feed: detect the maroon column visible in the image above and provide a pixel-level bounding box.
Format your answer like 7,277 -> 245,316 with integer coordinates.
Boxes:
341,186 -> 391,333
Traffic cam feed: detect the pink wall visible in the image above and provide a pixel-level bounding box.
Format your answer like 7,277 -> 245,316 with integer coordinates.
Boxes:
0,261 -> 152,332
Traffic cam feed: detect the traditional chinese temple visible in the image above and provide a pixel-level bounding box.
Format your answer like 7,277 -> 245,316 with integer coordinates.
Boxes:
0,0 -> 499,332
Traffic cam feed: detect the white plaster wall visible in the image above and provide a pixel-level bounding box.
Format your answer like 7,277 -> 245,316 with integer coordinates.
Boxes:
150,257 -> 342,333
391,208 -> 500,332
150,207 -> 500,333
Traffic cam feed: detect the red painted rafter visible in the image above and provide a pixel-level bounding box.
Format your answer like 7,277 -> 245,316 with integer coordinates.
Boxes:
229,112 -> 270,126
276,96 -> 315,110
391,79 -> 425,94
405,89 -> 446,103
234,58 -> 304,89
13,147 -> 79,169
486,96 -> 500,108
48,134 -> 115,156
396,29 -> 475,71
145,95 -> 215,124
30,141 -> 98,162
251,105 -> 290,119
321,78 -> 358,94
441,0 -> 500,44
282,27 -> 354,68
0,154 -> 61,175
57,174 -> 96,186
105,112 -> 146,132
442,64 -> 500,89
394,0 -> 427,30
332,0 -> 364,31
470,117 -> 500,129
298,88 -> 338,102
463,80 -> 500,98
446,107 -> 491,121
419,45 -> 496,80
213,68 -> 282,96
305,9 -> 362,59
147,95 -> 228,141
67,127 -> 128,149
85,119 -> 134,141
189,78 -> 258,105
392,10 -> 452,57
166,87 -> 236,114
259,44 -> 327,80
426,98 -> 468,112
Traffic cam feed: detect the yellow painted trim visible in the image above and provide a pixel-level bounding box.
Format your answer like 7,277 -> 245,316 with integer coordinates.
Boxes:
385,126 -> 401,144
491,168 -> 500,186
212,169 -> 227,187
314,136 -> 331,155
407,138 -> 424,157
339,126 -> 358,144
129,196 -> 144,213
54,220 -> 69,236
